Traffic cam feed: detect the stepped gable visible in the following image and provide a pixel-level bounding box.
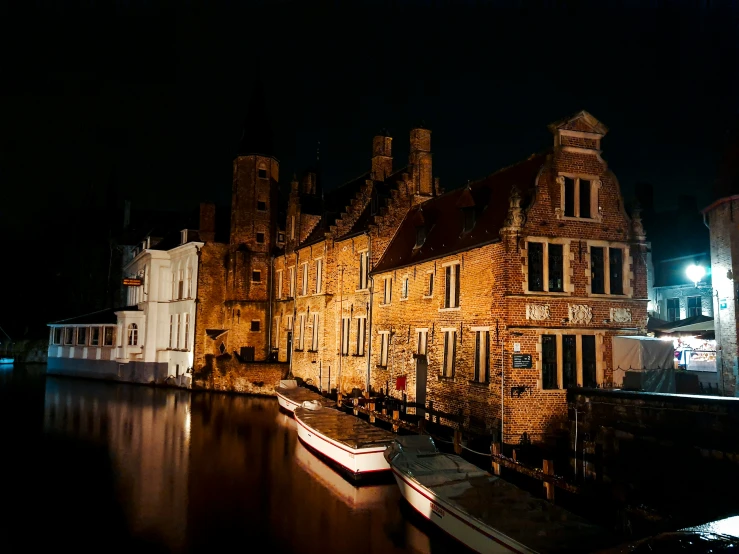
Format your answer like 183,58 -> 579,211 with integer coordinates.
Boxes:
372,151 -> 548,273
341,167 -> 408,239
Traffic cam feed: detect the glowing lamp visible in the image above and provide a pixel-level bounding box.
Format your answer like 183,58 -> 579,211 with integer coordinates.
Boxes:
686,264 -> 705,287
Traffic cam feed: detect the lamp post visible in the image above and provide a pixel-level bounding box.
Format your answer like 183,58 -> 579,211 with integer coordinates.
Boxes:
686,264 -> 705,288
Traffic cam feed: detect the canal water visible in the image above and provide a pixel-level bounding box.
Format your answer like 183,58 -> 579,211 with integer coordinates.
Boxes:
0,366 -> 459,554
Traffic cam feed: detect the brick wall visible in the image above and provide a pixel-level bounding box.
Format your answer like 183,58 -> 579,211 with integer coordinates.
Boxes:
193,353 -> 288,395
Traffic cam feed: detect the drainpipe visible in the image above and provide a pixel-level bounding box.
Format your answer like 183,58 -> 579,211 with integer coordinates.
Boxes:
365,232 -> 373,394
290,251 -> 298,381
267,254 -> 274,361
191,245 -> 202,382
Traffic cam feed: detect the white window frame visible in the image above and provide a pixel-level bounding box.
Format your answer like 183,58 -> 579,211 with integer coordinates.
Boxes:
128,323 -> 139,347
341,317 -> 350,356
186,267 -> 192,298
523,238 -> 573,295
311,313 -> 319,351
286,315 -> 294,331
379,331 -> 389,367
288,266 -> 295,298
539,332 -> 602,390
169,315 -> 174,349
423,270 -> 434,298
175,315 -> 181,348
301,263 -> 309,296
401,275 -> 409,300
184,313 -> 190,350
298,314 -> 306,350
315,258 -> 323,294
472,327 -> 490,383
252,269 -> 261,283
358,250 -> 369,290
441,328 -> 456,377
585,240 -> 631,297
276,269 -> 283,299
557,173 -> 601,221
356,316 -> 366,356
89,326 -> 100,347
382,277 -> 392,305
416,328 -> 428,356
442,262 -> 460,309
273,316 -> 280,348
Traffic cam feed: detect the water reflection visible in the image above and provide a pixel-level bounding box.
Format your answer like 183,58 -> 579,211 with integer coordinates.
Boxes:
38,376 -> 457,554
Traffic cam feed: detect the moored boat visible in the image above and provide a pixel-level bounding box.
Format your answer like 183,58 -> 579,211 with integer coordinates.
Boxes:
275,380 -> 332,413
0,357 -> 14,365
385,435 -> 617,554
294,401 -> 395,479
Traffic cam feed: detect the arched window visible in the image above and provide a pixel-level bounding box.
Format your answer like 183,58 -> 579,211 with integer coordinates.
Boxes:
127,323 -> 138,346
186,266 -> 193,298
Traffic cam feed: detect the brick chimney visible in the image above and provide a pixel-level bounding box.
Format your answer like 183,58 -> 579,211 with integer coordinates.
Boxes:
199,202 -> 216,242
371,131 -> 392,181
409,125 -> 432,196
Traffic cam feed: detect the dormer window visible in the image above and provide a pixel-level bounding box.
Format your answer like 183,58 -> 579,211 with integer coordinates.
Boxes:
258,165 -> 268,179
560,175 -> 598,220
462,207 -> 475,233
415,226 -> 426,248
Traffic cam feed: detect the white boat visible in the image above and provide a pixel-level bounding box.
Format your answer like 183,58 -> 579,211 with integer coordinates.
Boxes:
294,401 -> 395,479
385,435 -> 615,554
0,357 -> 14,364
275,380 -> 332,413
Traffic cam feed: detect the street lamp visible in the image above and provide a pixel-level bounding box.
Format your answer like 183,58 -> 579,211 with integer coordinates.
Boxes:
686,264 -> 705,287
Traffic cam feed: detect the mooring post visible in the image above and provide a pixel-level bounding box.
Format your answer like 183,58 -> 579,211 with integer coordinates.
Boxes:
392,408 -> 400,433
428,400 -> 434,423
512,449 -> 518,462
491,442 -> 501,475
543,459 -> 555,501
337,391 -> 342,408
368,400 -> 376,423
353,397 -> 359,416
453,429 -> 462,455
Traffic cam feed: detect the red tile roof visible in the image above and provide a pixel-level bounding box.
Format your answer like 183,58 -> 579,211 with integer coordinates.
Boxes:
372,151 -> 549,274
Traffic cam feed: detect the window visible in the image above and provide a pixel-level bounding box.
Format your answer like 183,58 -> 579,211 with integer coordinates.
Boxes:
127,323 -> 138,346
251,320 -> 260,332
528,241 -> 564,293
415,226 -> 426,248
258,167 -> 268,179
301,264 -> 308,296
77,327 -> 87,346
356,318 -> 366,356
541,334 -> 599,390
426,272 -> 434,296
186,267 -> 193,298
169,315 -> 174,348
53,327 -> 62,345
383,277 -> 392,304
90,327 -> 100,347
687,296 -> 702,318
590,246 -> 625,295
358,251 -> 369,289
444,263 -> 460,308
416,330 -> 428,356
252,270 -> 261,282
582,335 -> 596,388
176,315 -> 181,348
462,207 -> 475,233
297,315 -> 306,350
178,270 -> 184,300
273,317 -> 280,348
278,232 -> 285,242
257,200 -> 267,211
286,315 -> 293,331
667,298 -> 680,322
103,327 -> 115,346
64,328 -> 73,345
341,317 -> 350,355
474,330 -> 490,383
562,176 -> 594,219
312,313 -> 320,351
442,330 -> 456,377
288,267 -> 295,297
315,259 -> 323,294
542,335 -> 558,389
401,277 -> 409,299
379,332 -> 389,367
184,314 -> 190,349
256,232 -> 265,244
276,270 -> 283,299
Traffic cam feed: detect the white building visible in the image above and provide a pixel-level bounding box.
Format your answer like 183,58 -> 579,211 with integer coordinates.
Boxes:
48,229 -> 203,386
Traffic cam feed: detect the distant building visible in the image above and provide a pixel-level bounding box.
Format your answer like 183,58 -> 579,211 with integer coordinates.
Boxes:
648,252 -> 713,322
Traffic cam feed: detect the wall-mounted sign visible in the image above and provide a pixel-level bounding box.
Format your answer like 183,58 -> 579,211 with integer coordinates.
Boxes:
513,342 -> 521,352
720,298 -> 728,310
512,354 -> 532,368
123,278 -> 143,287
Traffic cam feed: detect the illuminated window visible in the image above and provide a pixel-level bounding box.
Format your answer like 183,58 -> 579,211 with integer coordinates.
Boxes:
64,328 -> 73,345
687,296 -> 702,318
442,330 -> 456,377
444,263 -> 460,308
76,327 -> 87,346
103,327 -> 115,346
473,330 -> 489,383
89,327 -> 100,346
127,323 -> 138,346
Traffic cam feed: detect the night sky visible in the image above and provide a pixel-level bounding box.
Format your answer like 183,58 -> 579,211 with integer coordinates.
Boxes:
2,1 -> 737,338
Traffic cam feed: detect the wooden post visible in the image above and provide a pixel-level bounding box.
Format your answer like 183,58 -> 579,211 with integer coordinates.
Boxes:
337,392 -> 342,408
453,429 -> 462,455
392,409 -> 399,433
364,390 -> 370,400
512,449 -> 518,462
491,442 -> 501,475
543,459 -> 554,501
402,392 -> 407,414
428,400 -> 434,423
353,397 -> 359,416
369,401 -> 376,423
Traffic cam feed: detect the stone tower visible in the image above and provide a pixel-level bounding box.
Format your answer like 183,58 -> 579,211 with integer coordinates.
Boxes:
225,80 -> 279,361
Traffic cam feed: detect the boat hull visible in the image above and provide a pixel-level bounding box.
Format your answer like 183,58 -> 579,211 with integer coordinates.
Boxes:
294,411 -> 390,478
276,390 -> 299,413
391,468 -> 532,554
0,358 -> 14,364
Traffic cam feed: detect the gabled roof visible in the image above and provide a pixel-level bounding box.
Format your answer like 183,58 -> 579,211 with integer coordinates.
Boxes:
548,110 -> 608,136
49,306 -> 141,325
372,152 -> 548,274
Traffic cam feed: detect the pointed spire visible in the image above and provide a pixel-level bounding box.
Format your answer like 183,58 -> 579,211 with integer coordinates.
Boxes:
238,74 -> 274,157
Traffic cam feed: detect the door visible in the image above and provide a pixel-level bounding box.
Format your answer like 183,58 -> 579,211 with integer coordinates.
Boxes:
286,332 -> 292,364
416,357 -> 428,417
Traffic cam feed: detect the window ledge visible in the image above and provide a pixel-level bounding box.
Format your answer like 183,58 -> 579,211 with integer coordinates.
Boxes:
438,307 -> 461,312
559,215 -> 602,223
294,348 -> 304,352
400,297 -> 408,301
376,365 -> 388,369
412,353 -> 427,360
468,380 -> 489,387
524,290 -> 570,296
437,375 -> 456,382
351,353 -> 365,357
379,303 -> 391,307
588,293 -> 629,299
539,388 -> 566,394
355,288 -> 369,293
307,349 -> 318,353
422,295 -> 434,299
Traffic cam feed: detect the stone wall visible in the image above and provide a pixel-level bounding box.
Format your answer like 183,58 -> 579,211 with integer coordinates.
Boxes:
193,353 -> 288,396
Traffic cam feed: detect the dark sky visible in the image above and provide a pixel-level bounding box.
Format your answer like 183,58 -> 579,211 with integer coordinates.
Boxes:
1,0 -> 738,337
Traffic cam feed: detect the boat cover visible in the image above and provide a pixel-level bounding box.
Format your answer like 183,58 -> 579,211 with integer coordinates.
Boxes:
386,436 -> 618,554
